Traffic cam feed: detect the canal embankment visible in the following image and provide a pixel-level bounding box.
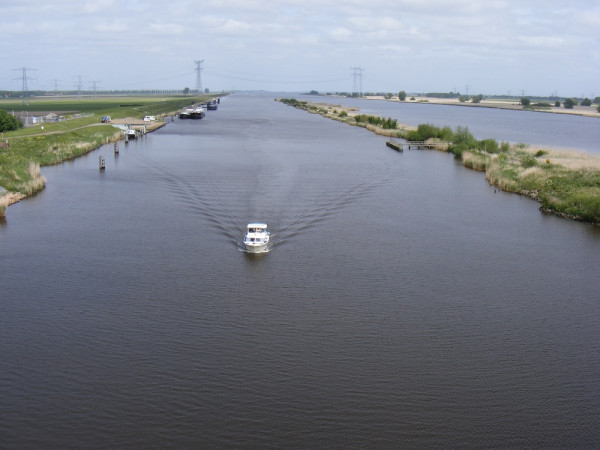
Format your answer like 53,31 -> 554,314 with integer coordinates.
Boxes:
278,98 -> 600,225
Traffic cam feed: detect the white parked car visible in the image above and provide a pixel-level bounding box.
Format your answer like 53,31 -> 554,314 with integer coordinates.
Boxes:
143,115 -> 156,122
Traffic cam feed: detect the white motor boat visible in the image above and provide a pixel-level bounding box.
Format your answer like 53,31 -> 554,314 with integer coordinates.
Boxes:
125,128 -> 137,139
243,223 -> 270,253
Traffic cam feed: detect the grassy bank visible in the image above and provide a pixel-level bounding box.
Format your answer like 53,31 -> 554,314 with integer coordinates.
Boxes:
0,94 -> 215,214
277,98 -> 600,225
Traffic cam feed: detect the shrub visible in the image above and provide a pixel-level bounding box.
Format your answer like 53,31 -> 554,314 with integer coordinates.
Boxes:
581,98 -> 592,106
520,97 -> 531,107
564,98 -> 577,109
521,154 -> 537,168
499,141 -> 511,153
479,138 -> 499,153
0,110 -> 23,132
535,150 -> 548,157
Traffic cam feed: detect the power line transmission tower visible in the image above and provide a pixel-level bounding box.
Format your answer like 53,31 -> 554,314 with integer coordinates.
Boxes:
90,80 -> 100,99
76,75 -> 84,100
12,67 -> 37,98
194,59 -> 204,93
350,66 -> 364,97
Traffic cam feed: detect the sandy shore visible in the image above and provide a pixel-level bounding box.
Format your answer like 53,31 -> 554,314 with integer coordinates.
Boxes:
361,95 -> 600,118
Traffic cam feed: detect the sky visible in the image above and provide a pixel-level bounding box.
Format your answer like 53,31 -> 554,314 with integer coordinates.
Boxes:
2,0 -> 599,97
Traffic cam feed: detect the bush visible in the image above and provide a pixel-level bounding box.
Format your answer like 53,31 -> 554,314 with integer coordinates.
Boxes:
521,154 -> 537,168
564,98 -> 577,109
520,97 -> 531,107
398,91 -> 407,101
0,110 -> 23,132
581,98 -> 592,106
354,114 -> 397,130
479,138 -> 499,153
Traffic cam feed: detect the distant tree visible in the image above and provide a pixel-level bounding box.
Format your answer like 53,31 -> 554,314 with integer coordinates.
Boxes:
309,90 -> 319,95
459,95 -> 469,102
594,97 -> 600,104
520,97 -> 531,107
555,101 -> 561,107
0,110 -> 23,132
183,87 -> 190,94
471,94 -> 483,103
385,93 -> 393,99
564,98 -> 577,109
398,90 -> 407,101
581,98 -> 592,106
597,105 -> 600,113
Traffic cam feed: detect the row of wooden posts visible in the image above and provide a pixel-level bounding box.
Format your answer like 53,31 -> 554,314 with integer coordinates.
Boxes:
99,141 -> 121,170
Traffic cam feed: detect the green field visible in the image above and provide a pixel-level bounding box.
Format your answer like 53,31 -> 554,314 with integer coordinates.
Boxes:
0,94 -> 215,212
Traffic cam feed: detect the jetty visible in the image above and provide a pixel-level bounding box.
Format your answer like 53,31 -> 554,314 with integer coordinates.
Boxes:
386,139 -> 450,152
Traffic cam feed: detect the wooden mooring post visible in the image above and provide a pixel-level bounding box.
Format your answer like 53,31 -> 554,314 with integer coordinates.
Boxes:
99,156 -> 106,170
114,142 -> 119,154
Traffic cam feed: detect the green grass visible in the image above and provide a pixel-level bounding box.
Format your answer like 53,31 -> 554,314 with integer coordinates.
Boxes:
279,97 -> 600,224
0,94 -> 216,199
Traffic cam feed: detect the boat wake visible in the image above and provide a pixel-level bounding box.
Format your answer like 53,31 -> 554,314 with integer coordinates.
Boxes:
132,139 -> 396,253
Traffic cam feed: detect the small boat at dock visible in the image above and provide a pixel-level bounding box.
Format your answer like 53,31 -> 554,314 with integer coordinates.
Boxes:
190,106 -> 205,119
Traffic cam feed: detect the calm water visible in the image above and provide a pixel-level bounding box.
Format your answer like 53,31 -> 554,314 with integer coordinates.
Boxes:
2,94 -> 600,448
300,94 -> 600,153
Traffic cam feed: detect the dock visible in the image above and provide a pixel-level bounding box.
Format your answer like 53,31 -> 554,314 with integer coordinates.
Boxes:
386,139 -> 450,152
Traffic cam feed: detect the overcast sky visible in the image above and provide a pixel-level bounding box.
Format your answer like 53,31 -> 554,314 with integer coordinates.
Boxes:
2,0 -> 599,97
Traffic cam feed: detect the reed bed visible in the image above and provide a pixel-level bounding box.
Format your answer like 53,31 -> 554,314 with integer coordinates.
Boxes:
279,98 -> 600,224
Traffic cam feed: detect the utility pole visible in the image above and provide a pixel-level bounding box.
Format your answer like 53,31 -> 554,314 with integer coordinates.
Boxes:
350,66 -> 364,97
194,59 -> 204,93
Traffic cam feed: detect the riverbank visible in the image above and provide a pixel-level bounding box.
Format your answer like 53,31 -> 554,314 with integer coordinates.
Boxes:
360,95 -> 600,118
0,95 -> 215,216
278,98 -> 600,225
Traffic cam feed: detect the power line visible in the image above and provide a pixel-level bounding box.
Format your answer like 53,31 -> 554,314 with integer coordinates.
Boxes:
75,75 -> 84,100
350,66 -> 364,97
90,80 -> 100,99
12,67 -> 37,97
194,59 -> 204,93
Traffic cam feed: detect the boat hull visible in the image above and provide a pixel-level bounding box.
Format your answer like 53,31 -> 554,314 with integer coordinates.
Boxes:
244,242 -> 269,253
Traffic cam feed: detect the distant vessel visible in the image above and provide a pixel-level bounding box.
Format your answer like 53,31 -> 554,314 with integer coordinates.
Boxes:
179,108 -> 194,119
125,128 -> 137,139
243,223 -> 270,253
190,106 -> 205,119
207,100 -> 218,110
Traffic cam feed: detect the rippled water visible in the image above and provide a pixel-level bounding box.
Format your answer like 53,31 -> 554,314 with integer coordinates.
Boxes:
1,93 -> 600,448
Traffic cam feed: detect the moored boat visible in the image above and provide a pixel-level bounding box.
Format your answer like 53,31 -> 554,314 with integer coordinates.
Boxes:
190,106 -> 205,119
179,108 -> 194,119
243,223 -> 270,253
125,128 -> 137,139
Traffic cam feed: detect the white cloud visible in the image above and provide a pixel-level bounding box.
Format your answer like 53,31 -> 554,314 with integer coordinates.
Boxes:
1,0 -> 598,95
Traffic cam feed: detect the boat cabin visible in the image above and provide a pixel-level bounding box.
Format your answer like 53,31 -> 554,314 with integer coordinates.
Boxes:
247,223 -> 268,233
